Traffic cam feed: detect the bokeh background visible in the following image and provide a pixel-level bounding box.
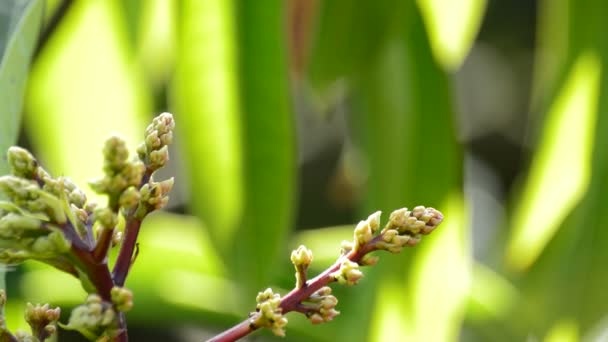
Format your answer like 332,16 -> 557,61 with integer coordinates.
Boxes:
1,0 -> 607,341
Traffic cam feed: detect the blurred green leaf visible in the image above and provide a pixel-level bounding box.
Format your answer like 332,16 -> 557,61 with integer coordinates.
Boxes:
544,319 -> 579,342
233,0 -> 296,299
341,3 -> 468,341
172,0 -> 243,254
501,0 -> 608,338
307,0 -> 399,93
25,0 -> 150,199
0,0 -> 43,176
506,51 -> 600,271
0,0 -> 43,293
416,0 -> 487,71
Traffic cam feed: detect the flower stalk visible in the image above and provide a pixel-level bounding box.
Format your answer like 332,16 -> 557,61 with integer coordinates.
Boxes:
207,206 -> 444,342
0,113 -> 175,341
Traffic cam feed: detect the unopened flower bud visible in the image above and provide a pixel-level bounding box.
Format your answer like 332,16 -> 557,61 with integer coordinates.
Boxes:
253,288 -> 288,337
94,207 -> 118,229
331,260 -> 363,286
291,245 -> 313,268
119,186 -> 140,211
111,287 -> 133,312
7,147 -> 38,179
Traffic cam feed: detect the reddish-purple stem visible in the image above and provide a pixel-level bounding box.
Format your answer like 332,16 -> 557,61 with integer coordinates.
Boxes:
207,239 -> 381,342
112,217 -> 142,287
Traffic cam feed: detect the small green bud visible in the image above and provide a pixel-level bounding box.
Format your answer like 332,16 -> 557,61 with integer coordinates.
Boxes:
148,145 -> 169,170
354,220 -> 373,249
7,147 -> 38,179
140,113 -> 175,169
360,254 -> 380,266
61,294 -> 118,340
102,136 -> 129,173
110,287 -> 133,312
68,188 -> 87,208
367,211 -> 381,233
119,186 -> 140,212
24,303 -> 60,341
330,260 -> 363,286
291,245 -> 313,268
304,287 -> 340,324
253,288 -> 288,337
340,240 -> 353,255
291,245 -> 313,288
94,207 -> 118,229
388,206 -> 444,236
0,213 -> 41,233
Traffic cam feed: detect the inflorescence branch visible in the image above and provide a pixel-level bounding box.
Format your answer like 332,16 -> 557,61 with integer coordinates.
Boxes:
207,206 -> 444,342
0,113 -> 175,342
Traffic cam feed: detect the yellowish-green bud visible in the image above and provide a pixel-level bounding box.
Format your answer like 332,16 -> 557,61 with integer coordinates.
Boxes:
68,188 -> 87,208
367,211 -> 381,233
110,287 -> 133,312
7,147 -> 38,179
360,254 -> 380,266
291,245 -> 313,268
31,230 -> 71,254
119,186 -> 140,211
340,240 -> 353,255
330,260 -> 363,286
25,302 -> 61,341
148,145 -> 169,170
61,294 -> 117,340
102,136 -> 129,173
354,220 -> 373,248
253,288 -> 288,337
94,207 -> 118,229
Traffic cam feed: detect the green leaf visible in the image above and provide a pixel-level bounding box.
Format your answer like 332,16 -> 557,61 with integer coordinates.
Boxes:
416,0 -> 487,71
346,3 -> 468,341
233,0 -> 296,299
307,0 -> 399,92
172,0 -> 295,303
0,0 -> 44,294
171,0 -> 243,254
506,52 -> 600,271
0,0 -> 43,176
25,0 -> 150,200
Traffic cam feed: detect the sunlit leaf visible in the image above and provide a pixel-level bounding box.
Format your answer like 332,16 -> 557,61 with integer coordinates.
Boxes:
466,262 -> 519,321
347,3 -> 468,341
416,0 -> 487,71
506,51 -> 600,271
0,0 -> 44,293
232,0 -> 296,299
0,0 -> 43,175
544,319 -> 579,342
172,0 -> 243,253
25,0 -> 150,201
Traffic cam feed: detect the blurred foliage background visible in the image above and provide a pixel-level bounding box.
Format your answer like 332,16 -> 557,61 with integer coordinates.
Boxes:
1,0 -> 607,341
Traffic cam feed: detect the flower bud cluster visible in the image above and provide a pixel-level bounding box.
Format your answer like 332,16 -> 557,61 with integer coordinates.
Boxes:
330,259 -> 363,286
61,294 -> 118,340
304,286 -> 340,324
353,211 -> 381,251
0,176 -> 66,224
374,206 -> 444,253
89,136 -> 145,200
110,286 -> 133,312
253,288 -> 288,337
134,178 -> 174,219
291,245 -> 313,288
137,112 -> 174,172
24,303 -> 61,341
